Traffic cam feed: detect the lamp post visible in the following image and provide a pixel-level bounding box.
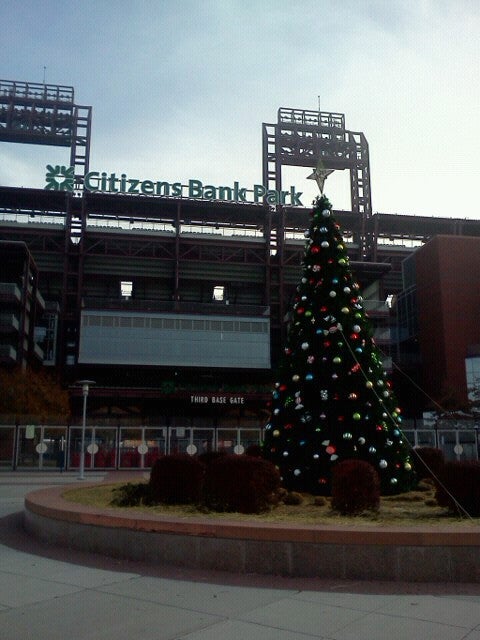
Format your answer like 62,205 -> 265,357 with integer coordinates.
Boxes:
76,380 -> 96,479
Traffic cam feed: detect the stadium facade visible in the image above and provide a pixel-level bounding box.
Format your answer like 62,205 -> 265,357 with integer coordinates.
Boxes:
1,79 -> 480,470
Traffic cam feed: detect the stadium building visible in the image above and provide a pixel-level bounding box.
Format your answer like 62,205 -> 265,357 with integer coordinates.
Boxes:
1,79 -> 480,470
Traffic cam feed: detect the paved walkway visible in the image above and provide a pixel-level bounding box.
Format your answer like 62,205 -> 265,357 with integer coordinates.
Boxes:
1,472 -> 480,640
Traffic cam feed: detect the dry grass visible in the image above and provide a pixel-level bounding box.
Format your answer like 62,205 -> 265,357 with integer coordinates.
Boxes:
62,480 -> 479,528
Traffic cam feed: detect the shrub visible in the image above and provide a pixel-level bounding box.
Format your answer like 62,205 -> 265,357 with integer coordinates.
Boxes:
411,447 -> 445,481
283,491 -> 304,505
197,450 -> 228,466
331,459 -> 380,515
204,454 -> 281,514
434,460 -> 480,517
245,444 -> 263,458
110,482 -> 151,506
149,454 -> 205,504
416,479 -> 435,492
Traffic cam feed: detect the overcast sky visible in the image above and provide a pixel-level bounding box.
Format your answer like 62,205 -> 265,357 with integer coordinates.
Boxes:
1,0 -> 479,218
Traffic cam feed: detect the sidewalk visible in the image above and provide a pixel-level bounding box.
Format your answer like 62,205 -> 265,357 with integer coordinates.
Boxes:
1,473 -> 480,639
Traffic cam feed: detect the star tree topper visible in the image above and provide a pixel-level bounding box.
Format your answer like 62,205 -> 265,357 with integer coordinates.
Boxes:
307,165 -> 334,194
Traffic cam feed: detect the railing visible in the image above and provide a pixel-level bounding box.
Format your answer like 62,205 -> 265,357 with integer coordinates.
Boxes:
1,423 -> 479,470
83,297 -> 270,318
0,79 -> 74,104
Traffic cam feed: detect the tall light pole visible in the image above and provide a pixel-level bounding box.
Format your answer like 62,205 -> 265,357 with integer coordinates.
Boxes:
76,380 -> 95,479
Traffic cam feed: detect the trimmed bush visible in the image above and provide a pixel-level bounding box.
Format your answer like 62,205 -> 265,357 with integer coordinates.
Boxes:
110,482 -> 151,506
245,444 -> 263,458
204,454 -> 281,514
197,450 -> 228,466
411,447 -> 445,481
331,459 -> 380,515
283,491 -> 304,505
434,460 -> 480,517
149,454 -> 205,504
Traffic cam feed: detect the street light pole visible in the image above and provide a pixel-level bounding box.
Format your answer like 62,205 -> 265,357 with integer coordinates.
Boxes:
76,380 -> 96,480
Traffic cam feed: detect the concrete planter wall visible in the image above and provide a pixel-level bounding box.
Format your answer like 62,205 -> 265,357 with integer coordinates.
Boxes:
24,486 -> 480,583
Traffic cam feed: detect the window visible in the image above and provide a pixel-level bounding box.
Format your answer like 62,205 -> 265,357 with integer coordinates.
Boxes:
120,280 -> 133,299
212,285 -> 225,301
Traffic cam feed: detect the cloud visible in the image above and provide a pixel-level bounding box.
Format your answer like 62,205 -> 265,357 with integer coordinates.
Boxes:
1,0 -> 479,218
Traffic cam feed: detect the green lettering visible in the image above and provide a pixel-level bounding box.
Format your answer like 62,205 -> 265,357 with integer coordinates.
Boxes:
109,173 -> 119,193
84,171 -> 99,191
234,181 -> 247,202
189,179 -> 202,197
141,180 -> 154,195
155,181 -> 170,196
128,179 -> 140,193
203,185 -> 216,200
171,182 -> 182,196
218,186 -> 232,200
253,184 -> 266,202
290,186 -> 303,206
266,189 -> 279,204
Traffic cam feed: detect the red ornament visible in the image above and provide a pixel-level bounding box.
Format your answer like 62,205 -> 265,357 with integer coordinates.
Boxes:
311,245 -> 320,254
297,307 -> 305,315
326,445 -> 336,454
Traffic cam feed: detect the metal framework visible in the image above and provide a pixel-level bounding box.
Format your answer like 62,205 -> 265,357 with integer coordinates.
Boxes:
262,107 -> 373,346
262,108 -> 372,257
0,79 -> 93,369
0,79 -> 75,146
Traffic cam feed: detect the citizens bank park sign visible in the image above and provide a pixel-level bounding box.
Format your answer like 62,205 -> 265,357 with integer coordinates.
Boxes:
44,165 -> 304,206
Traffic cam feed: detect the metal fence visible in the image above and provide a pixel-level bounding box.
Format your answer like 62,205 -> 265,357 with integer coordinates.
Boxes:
0,424 -> 478,471
0,425 -> 264,471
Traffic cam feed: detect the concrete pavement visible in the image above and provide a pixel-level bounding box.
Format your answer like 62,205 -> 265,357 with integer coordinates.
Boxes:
1,472 -> 480,640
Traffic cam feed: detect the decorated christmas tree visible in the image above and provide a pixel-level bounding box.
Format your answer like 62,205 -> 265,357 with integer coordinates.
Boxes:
263,195 -> 416,495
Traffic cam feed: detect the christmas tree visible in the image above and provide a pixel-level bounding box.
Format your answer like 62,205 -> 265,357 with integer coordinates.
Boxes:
263,195 -> 416,495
